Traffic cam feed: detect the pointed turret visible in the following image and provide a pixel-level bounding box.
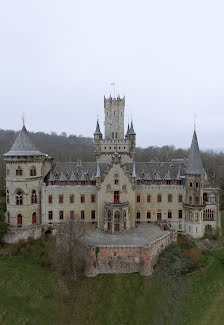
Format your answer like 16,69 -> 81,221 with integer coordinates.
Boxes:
94,120 -> 102,136
185,131 -> 204,175
4,125 -> 44,157
126,123 -> 130,136
128,121 -> 136,135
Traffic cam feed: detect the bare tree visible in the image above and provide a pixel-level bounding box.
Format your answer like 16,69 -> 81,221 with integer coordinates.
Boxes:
50,218 -> 90,282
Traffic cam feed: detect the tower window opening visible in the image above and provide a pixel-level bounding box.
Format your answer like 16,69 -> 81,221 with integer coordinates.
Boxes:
16,190 -> 23,205
30,166 -> 37,177
31,190 -> 37,204
16,166 -> 23,176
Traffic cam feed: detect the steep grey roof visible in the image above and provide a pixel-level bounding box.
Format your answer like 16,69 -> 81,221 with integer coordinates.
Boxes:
128,121 -> 136,135
185,131 -> 204,175
4,125 -> 45,157
59,172 -> 67,182
164,169 -> 172,180
45,162 -> 108,182
126,124 -> 130,136
94,120 -> 102,135
126,162 -> 185,180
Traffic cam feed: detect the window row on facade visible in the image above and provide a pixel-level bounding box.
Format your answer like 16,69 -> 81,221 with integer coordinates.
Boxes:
48,210 -> 96,221
136,180 -> 183,185
7,189 -> 38,206
136,194 -> 183,203
8,166 -> 37,177
48,193 -> 96,204
48,180 -> 96,186
136,209 -> 183,220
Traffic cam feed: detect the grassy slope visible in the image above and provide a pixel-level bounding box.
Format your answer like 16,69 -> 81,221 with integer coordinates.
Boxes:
0,212 -> 224,324
0,257 -> 68,325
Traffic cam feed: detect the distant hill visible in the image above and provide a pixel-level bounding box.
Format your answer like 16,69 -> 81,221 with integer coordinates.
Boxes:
0,128 -> 224,190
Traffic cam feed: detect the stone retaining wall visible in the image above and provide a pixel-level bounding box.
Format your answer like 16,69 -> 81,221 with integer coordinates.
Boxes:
84,231 -> 177,277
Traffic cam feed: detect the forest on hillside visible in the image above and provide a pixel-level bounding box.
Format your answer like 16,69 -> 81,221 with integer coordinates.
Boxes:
0,128 -> 224,191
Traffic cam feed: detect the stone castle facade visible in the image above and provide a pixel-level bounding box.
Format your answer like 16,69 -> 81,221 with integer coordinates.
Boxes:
3,96 -> 221,242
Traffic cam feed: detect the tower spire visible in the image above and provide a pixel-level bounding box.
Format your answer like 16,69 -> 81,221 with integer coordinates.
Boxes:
185,130 -> 204,175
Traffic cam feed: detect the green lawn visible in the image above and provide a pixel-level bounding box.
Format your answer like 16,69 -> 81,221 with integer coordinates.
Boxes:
0,257 -> 68,325
0,212 -> 224,324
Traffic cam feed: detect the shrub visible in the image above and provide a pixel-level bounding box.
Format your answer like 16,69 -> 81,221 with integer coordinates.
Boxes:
158,243 -> 195,276
177,234 -> 195,250
183,248 -> 204,268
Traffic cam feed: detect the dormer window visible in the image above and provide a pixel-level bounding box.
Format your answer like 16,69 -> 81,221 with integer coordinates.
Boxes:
16,166 -> 23,176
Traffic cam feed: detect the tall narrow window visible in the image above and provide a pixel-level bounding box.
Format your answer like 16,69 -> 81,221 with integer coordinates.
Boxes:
136,211 -> 141,219
48,195 -> 53,204
16,190 -> 23,205
147,211 -> 151,219
91,210 -> 95,219
16,166 -> 23,176
147,195 -> 151,203
30,166 -> 36,177
157,194 -> 162,203
136,194 -> 141,203
189,196 -> 192,205
6,190 -> 10,204
168,211 -> 172,219
178,195 -> 183,203
168,194 -> 172,202
32,212 -> 37,224
81,194 -> 85,203
17,214 -> 22,225
59,195 -> 63,204
81,210 -> 85,219
178,210 -> 183,219
48,211 -> 53,220
114,191 -> 119,203
59,211 -> 64,220
91,194 -> 96,203
70,194 -> 74,203
31,190 -> 37,204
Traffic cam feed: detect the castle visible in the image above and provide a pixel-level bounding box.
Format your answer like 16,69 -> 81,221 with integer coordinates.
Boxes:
3,96 -> 221,245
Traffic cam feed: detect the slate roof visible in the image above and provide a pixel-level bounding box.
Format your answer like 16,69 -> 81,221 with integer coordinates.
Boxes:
126,162 -> 186,180
45,162 -> 108,182
128,121 -> 136,135
185,131 -> 204,175
94,120 -> 102,135
4,125 -> 45,157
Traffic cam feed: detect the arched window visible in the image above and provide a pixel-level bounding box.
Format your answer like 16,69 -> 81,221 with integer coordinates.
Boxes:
30,166 -> 36,177
6,190 -> 10,204
203,193 -> 208,202
16,190 -> 23,205
208,193 -> 216,203
17,214 -> 22,225
16,166 -> 23,176
32,212 -> 37,224
31,190 -> 37,204
203,209 -> 214,221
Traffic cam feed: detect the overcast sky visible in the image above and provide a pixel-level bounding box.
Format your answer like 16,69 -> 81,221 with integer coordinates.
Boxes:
0,0 -> 224,150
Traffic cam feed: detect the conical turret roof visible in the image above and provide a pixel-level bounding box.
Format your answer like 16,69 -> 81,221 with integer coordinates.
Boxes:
4,125 -> 44,157
94,120 -> 102,135
185,131 -> 204,175
129,121 -> 136,135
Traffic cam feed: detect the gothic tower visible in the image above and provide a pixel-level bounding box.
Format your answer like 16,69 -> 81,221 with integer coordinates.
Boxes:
4,125 -> 51,228
184,131 -> 205,238
94,95 -> 136,164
